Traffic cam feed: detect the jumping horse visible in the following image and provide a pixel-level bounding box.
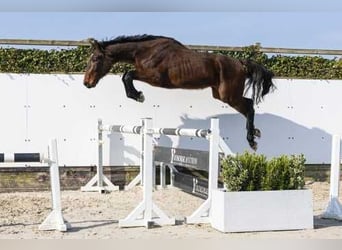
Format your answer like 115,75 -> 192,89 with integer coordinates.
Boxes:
83,35 -> 275,150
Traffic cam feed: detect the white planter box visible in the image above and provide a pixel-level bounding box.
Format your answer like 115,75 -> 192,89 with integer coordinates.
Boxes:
211,188 -> 313,233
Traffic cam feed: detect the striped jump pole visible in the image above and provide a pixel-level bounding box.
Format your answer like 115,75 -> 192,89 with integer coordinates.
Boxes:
149,127 -> 210,138
0,153 -> 43,163
0,152 -> 49,168
322,134 -> 342,220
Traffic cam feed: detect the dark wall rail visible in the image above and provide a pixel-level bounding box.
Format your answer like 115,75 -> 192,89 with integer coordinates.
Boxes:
1,38 -> 342,56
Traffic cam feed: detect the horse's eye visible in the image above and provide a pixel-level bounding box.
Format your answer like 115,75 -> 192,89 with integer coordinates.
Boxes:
92,55 -> 102,62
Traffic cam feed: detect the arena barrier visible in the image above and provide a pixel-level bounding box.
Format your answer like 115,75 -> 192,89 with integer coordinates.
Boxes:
153,147 -> 227,199
0,139 -> 69,231
322,135 -> 342,220
154,146 -> 211,198
89,117 -> 232,228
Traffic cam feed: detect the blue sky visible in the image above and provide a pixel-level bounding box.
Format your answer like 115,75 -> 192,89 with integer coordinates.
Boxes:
0,1 -> 341,50
0,0 -> 341,11
1,12 -> 342,50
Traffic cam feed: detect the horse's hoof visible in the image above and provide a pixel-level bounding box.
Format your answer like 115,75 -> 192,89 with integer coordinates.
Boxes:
137,92 -> 145,103
254,128 -> 261,138
250,142 -> 258,151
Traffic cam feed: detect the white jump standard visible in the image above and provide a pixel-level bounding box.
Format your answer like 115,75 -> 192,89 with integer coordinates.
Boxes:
186,118 -> 220,224
0,139 -> 69,231
118,118 -> 175,228
118,118 -> 221,228
322,134 -> 342,220
81,119 -> 120,192
98,117 -> 232,228
39,139 -> 70,231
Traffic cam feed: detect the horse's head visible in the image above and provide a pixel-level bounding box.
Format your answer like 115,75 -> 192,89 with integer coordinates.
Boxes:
84,38 -> 112,88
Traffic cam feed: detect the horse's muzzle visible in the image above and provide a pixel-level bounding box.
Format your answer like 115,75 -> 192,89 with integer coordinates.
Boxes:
84,82 -> 95,88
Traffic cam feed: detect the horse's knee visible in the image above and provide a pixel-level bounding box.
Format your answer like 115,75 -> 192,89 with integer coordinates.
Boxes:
122,71 -> 134,83
122,71 -> 127,81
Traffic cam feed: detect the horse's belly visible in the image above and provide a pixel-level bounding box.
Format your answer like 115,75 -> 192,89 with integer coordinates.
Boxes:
168,65 -> 214,89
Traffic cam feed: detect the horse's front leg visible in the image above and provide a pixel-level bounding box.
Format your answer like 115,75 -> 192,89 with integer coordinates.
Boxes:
122,71 -> 145,102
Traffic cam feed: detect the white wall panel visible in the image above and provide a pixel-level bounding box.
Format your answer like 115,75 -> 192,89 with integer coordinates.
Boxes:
0,74 -> 29,153
0,73 -> 341,165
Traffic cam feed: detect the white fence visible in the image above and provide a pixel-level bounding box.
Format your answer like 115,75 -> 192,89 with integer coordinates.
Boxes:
1,73 -> 342,165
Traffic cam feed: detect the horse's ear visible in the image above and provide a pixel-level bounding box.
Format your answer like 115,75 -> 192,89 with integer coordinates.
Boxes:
87,38 -> 104,53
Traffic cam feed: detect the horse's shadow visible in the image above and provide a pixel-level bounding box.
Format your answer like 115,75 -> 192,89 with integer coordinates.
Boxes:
107,133 -> 140,166
66,216 -> 341,232
156,113 -> 332,164
66,219 -> 118,233
104,112 -> 332,165
314,216 -> 342,229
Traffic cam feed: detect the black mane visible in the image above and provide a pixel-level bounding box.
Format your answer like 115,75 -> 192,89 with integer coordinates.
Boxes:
100,34 -> 184,47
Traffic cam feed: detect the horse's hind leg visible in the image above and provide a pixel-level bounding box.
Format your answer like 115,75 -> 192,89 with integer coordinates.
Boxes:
243,97 -> 260,150
228,96 -> 260,150
122,71 -> 145,102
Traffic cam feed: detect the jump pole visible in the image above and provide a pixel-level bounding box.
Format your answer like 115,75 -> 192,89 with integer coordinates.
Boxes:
322,134 -> 342,220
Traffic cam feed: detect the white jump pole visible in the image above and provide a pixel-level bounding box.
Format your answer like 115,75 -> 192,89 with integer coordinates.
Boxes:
322,134 -> 342,220
39,139 -> 70,231
186,117 -> 220,224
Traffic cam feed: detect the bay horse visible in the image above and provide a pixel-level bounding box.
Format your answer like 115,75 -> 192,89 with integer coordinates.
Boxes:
83,34 -> 275,150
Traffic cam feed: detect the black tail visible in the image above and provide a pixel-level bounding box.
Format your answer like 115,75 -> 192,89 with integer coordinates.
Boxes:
241,60 -> 275,104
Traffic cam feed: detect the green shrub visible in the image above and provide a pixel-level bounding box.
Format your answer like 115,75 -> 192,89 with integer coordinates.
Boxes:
0,45 -> 341,79
221,154 -> 248,192
221,152 -> 306,191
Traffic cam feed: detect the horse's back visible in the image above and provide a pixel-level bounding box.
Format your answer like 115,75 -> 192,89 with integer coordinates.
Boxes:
135,38 -> 245,90
135,38 -> 189,67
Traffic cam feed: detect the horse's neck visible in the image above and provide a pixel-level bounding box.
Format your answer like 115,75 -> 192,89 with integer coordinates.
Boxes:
106,43 -> 136,63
